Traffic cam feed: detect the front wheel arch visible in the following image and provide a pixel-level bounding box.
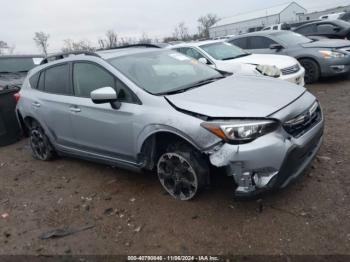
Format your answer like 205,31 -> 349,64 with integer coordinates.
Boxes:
138,131 -> 206,171
297,57 -> 321,84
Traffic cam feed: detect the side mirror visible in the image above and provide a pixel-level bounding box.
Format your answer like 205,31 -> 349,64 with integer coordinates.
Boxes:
269,44 -> 284,51
198,57 -> 209,64
90,87 -> 121,109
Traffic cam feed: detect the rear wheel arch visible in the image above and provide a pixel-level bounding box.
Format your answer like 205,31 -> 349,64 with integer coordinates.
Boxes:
16,111 -> 29,137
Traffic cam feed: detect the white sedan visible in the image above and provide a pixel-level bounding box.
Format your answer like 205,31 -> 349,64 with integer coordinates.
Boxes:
170,40 -> 305,86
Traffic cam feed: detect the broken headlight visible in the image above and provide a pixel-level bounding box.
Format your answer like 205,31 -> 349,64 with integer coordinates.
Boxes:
201,120 -> 279,144
256,64 -> 281,78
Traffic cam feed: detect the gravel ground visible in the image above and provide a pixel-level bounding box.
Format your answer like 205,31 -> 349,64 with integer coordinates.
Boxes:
0,76 -> 349,256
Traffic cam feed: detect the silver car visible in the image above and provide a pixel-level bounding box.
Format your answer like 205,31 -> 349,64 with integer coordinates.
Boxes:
16,47 -> 324,200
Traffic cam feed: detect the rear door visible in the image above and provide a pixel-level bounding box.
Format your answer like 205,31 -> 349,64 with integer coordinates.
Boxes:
69,61 -> 141,161
32,63 -> 75,147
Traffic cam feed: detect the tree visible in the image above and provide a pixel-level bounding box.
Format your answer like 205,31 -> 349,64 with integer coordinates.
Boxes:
62,39 -> 95,52
33,32 -> 50,56
138,32 -> 152,44
173,22 -> 190,41
98,30 -> 118,49
197,14 -> 220,39
0,40 -> 9,54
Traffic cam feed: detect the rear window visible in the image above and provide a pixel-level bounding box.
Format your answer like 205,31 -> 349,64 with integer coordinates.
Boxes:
44,64 -> 71,95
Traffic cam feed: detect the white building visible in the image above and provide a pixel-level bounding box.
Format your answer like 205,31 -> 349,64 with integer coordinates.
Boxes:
209,2 -> 307,38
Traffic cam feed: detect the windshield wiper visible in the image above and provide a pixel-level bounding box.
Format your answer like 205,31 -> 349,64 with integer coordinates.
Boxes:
222,53 -> 250,60
158,76 -> 226,95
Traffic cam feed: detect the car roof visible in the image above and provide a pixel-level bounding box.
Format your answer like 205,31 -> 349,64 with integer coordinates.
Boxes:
228,30 -> 287,39
169,39 -> 224,48
97,47 -> 162,60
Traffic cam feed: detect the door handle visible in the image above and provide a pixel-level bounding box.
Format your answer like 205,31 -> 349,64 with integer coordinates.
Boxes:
69,106 -> 81,113
32,102 -> 41,108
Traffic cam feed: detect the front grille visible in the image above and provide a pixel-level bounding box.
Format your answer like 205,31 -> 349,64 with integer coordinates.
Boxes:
281,64 -> 300,75
283,102 -> 322,138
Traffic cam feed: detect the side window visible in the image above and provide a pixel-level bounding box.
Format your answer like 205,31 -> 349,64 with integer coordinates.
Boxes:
73,63 -> 115,98
295,24 -> 316,34
44,64 -> 70,95
342,13 -> 350,21
317,23 -> 337,34
248,36 -> 277,49
188,48 -> 206,60
37,71 -> 45,91
174,47 -> 210,63
273,26 -> 278,30
229,37 -> 248,49
29,72 -> 40,89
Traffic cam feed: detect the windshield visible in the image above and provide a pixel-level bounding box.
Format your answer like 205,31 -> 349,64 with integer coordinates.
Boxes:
199,42 -> 249,60
109,50 -> 223,95
272,31 -> 312,45
0,57 -> 42,73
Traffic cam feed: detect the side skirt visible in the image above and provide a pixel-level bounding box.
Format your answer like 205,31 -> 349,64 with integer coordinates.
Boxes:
55,144 -> 144,173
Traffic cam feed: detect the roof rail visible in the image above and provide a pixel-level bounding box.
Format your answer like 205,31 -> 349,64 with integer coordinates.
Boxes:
40,51 -> 101,65
103,44 -> 162,51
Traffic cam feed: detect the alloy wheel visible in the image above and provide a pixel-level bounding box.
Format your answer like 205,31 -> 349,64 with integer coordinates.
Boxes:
157,153 -> 198,200
30,129 -> 49,160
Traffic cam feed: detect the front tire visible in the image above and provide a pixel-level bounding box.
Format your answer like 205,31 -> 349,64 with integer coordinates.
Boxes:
29,122 -> 55,161
299,58 -> 320,84
157,143 -> 208,201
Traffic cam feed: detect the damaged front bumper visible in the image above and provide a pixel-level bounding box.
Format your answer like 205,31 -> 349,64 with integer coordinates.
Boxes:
206,110 -> 324,197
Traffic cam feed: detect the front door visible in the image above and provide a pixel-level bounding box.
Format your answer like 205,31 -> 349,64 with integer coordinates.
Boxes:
69,62 -> 140,162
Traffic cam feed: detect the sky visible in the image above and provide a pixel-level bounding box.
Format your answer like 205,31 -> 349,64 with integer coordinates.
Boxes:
1,0 -> 350,54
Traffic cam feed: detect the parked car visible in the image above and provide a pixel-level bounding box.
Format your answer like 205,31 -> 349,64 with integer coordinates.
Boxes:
213,34 -> 235,40
228,30 -> 350,83
170,40 -> 305,86
293,19 -> 350,39
0,55 -> 43,91
262,23 -> 291,31
16,47 -> 324,200
288,20 -> 321,30
320,12 -> 345,20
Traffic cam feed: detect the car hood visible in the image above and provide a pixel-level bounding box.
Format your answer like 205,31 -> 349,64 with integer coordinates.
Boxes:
230,53 -> 297,68
165,75 -> 305,118
301,39 -> 350,48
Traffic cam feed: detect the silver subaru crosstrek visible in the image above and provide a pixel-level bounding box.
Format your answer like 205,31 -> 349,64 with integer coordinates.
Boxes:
16,46 -> 324,200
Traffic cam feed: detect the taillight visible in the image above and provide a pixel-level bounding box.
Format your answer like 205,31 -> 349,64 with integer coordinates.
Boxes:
14,92 -> 20,103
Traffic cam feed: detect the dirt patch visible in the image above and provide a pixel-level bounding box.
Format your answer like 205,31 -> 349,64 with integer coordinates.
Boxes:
0,76 -> 350,255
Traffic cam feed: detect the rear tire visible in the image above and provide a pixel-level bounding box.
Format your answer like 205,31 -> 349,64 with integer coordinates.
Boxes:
299,58 -> 320,84
29,121 -> 55,161
157,143 -> 209,201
